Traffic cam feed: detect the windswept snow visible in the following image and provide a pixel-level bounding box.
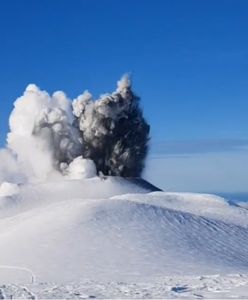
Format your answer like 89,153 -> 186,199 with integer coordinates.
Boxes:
0,177 -> 248,298
2,274 -> 248,299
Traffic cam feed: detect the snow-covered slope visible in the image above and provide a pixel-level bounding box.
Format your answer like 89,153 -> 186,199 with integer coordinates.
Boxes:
0,177 -> 248,288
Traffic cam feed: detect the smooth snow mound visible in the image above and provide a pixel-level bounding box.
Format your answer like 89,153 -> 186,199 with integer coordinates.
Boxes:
0,182 -> 19,197
0,177 -> 248,284
63,156 -> 97,179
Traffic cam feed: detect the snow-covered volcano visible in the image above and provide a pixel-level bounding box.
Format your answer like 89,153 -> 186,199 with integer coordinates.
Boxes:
0,177 -> 248,288
1,79 -> 248,298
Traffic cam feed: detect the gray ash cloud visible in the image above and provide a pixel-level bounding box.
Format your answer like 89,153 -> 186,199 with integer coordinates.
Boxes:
73,75 -> 150,177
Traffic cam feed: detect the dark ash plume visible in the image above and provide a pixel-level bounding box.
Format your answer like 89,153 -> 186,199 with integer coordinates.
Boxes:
73,75 -> 150,177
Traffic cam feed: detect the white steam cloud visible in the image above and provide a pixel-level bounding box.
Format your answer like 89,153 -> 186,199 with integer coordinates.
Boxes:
7,84 -> 82,181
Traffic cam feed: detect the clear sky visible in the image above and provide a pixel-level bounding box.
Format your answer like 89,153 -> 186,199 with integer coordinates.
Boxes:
0,0 -> 248,192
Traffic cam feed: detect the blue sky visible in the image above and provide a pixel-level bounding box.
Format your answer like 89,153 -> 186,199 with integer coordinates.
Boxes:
0,0 -> 248,192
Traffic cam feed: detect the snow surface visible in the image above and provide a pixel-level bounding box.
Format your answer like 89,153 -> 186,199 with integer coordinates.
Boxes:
0,177 -> 248,298
2,274 -> 248,299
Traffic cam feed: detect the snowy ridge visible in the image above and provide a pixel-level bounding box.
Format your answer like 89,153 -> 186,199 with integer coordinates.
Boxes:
112,192 -> 248,227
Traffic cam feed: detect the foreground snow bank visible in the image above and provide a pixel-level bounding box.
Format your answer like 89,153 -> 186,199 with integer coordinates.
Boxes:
0,177 -> 248,286
2,274 -> 248,299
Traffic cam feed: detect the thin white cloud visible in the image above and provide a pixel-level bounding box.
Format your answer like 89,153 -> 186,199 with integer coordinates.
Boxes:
150,138 -> 248,157
144,151 -> 248,193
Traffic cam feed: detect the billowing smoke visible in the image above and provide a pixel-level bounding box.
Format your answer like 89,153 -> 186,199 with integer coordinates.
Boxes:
7,84 -> 83,180
0,75 -> 150,184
